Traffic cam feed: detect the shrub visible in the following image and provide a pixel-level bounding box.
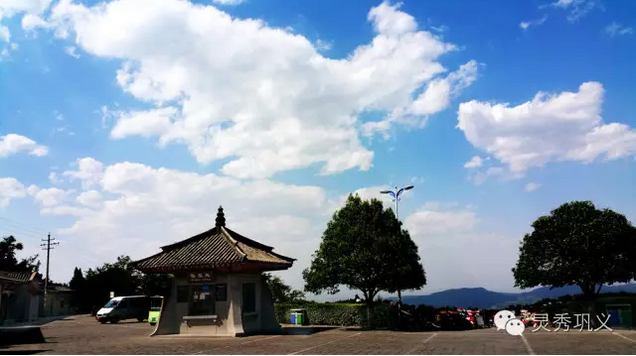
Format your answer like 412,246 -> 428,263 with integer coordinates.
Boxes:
275,302 -> 389,329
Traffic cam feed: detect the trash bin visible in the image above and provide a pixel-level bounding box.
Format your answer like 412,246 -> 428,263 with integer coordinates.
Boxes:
290,309 -> 306,325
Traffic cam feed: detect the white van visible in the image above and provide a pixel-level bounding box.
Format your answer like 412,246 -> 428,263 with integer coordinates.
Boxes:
95,295 -> 150,324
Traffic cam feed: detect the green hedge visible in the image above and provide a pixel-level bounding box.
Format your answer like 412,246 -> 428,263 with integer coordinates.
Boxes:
275,302 -> 389,329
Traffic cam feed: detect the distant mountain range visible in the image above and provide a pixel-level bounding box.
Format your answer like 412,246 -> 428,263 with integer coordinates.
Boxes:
399,284 -> 636,309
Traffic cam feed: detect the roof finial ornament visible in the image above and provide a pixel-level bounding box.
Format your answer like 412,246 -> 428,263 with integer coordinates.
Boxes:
215,206 -> 226,230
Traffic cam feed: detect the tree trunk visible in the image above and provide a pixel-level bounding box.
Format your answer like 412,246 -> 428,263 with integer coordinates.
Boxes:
582,290 -> 598,328
366,301 -> 375,330
397,289 -> 402,331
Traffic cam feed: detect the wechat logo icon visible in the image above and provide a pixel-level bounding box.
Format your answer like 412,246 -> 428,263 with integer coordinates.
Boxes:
495,310 -> 525,336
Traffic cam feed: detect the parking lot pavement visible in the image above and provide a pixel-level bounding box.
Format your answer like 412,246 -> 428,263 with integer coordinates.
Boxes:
4,316 -> 636,355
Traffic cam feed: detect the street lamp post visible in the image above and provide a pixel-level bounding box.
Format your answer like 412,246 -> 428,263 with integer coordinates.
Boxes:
380,185 -> 414,330
380,185 -> 413,222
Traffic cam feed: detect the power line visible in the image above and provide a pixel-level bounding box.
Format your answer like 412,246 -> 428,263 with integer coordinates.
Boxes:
0,225 -> 43,240
0,216 -> 51,235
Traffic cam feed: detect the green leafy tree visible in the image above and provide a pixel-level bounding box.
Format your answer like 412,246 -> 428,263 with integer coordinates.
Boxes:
384,229 -> 427,296
0,235 -> 40,272
264,273 -> 306,303
303,194 -> 426,326
69,267 -> 86,310
80,255 -> 141,313
70,256 -> 174,313
139,273 -> 174,297
513,201 -> 636,318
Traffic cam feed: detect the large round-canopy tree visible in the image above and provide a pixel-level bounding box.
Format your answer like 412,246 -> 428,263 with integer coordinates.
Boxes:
513,201 -> 636,316
303,194 -> 426,324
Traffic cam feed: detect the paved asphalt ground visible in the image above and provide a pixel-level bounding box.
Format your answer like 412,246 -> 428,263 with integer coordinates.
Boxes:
3,315 -> 636,354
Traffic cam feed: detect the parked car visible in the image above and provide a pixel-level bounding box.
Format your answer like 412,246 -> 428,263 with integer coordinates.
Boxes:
96,295 -> 151,324
435,309 -> 473,330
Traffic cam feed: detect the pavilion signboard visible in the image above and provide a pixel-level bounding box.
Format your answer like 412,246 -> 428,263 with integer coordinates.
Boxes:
188,272 -> 214,283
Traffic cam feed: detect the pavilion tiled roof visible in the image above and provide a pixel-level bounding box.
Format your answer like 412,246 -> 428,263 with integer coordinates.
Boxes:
0,270 -> 37,284
132,207 -> 294,273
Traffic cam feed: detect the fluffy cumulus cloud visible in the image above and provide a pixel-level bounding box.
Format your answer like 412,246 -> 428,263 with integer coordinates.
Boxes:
362,59 -> 480,138
0,177 -> 27,207
27,186 -> 73,207
29,0 -> 478,179
18,157 -> 332,290
62,157 -> 104,189
457,82 -> 636,182
0,133 -> 48,157
404,202 -> 518,292
76,190 -> 103,208
463,156 -> 483,169
0,0 -> 51,42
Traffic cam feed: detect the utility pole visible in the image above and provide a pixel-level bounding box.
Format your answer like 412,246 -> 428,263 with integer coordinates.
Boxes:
41,233 -> 59,316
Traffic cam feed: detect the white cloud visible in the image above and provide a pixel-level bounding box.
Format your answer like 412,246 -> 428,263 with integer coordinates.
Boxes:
519,15 -> 547,30
211,0 -> 246,5
54,111 -> 64,121
40,0 -> 476,179
0,0 -> 52,41
548,0 -> 599,23
0,47 -> 8,60
430,25 -> 448,33
76,190 -> 102,208
0,0 -> 52,16
27,186 -> 73,207
0,133 -> 49,157
64,45 -> 80,58
314,39 -> 332,52
54,126 -> 74,136
32,158 -> 332,291
110,107 -> 176,139
49,172 -> 63,185
553,0 -> 575,5
524,182 -> 541,192
605,22 -> 633,37
404,202 -> 518,293
410,176 -> 425,184
405,202 -> 478,236
0,177 -> 27,208
350,185 -> 395,205
457,82 -> 636,181
16,161 -> 521,295
362,60 -> 480,137
0,25 -> 8,42
21,13 -> 48,31
463,155 -> 483,169
367,1 -> 416,37
62,157 -> 104,189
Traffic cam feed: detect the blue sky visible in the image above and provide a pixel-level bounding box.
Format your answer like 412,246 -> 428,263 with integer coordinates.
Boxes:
0,0 -> 635,298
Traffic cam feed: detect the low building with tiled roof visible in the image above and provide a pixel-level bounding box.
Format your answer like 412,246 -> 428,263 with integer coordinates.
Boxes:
131,206 -> 294,337
0,270 -> 40,324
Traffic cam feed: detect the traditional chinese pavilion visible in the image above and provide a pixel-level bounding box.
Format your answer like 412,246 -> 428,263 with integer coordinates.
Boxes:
132,207 -> 294,337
